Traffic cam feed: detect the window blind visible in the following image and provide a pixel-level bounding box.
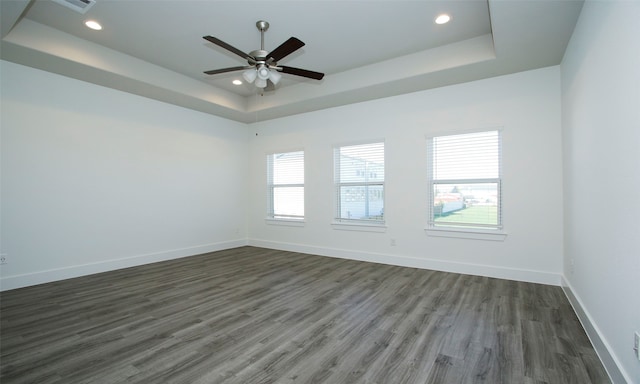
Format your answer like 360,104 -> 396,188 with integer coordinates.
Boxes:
429,130 -> 502,229
334,142 -> 385,222
267,151 -> 304,219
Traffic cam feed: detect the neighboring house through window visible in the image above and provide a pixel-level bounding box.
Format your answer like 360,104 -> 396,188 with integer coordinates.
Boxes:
334,141 -> 385,223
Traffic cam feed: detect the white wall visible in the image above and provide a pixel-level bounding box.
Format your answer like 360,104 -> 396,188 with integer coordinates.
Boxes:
561,1 -> 640,383
0,60 -> 249,290
248,66 -> 564,285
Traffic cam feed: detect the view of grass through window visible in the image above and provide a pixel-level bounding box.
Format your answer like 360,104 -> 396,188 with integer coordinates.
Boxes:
433,182 -> 498,227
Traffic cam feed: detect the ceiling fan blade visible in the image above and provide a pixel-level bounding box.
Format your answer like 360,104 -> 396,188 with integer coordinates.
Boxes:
204,66 -> 247,75
203,35 -> 253,62
279,66 -> 325,80
268,37 -> 305,62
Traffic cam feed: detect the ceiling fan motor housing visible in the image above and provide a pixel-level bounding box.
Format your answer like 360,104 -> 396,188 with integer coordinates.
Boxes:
250,50 -> 269,63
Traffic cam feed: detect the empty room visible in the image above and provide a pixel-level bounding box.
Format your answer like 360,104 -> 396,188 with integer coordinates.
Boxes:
1,0 -> 638,383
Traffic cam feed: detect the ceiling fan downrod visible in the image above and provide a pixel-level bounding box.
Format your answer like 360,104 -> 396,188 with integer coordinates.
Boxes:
256,20 -> 269,50
249,20 -> 270,62
247,20 -> 272,88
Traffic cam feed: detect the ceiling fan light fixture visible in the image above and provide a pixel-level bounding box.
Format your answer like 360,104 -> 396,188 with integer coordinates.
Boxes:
242,68 -> 257,83
255,78 -> 267,88
257,65 -> 270,80
268,69 -> 282,85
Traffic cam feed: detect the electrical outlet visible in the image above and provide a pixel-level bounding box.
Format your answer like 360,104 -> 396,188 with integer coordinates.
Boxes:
634,332 -> 640,361
569,258 -> 575,274
390,239 -> 396,246
0,254 -> 7,265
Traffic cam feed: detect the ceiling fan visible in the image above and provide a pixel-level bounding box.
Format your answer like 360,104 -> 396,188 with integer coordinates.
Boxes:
203,20 -> 325,90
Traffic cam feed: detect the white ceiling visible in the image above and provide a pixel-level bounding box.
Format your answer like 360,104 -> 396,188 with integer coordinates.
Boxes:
1,0 -> 584,123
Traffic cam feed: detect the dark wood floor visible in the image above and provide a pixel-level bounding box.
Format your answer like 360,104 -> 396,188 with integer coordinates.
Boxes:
1,246 -> 610,384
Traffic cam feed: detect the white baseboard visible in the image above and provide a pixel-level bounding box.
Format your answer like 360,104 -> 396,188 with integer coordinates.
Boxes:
248,239 -> 561,286
0,239 -> 248,291
561,276 -> 629,384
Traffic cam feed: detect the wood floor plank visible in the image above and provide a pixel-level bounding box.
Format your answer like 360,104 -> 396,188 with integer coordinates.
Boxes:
0,246 -> 610,383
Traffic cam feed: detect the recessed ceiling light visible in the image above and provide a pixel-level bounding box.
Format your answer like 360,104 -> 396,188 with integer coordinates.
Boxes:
232,79 -> 242,85
435,14 -> 451,25
84,20 -> 102,30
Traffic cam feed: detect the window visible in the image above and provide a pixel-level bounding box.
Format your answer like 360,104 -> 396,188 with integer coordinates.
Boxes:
428,130 -> 502,231
267,150 -> 304,220
334,142 -> 385,223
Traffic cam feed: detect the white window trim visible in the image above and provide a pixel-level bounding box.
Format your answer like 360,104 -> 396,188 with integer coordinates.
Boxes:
265,217 -> 305,227
332,220 -> 387,232
425,227 -> 507,241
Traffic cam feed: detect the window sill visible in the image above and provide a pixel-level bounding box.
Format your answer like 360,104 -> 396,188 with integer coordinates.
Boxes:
265,218 -> 305,227
425,227 -> 507,241
332,221 -> 387,233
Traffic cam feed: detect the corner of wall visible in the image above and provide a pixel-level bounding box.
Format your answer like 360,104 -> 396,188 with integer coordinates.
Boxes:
0,239 -> 249,292
561,275 -> 630,384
